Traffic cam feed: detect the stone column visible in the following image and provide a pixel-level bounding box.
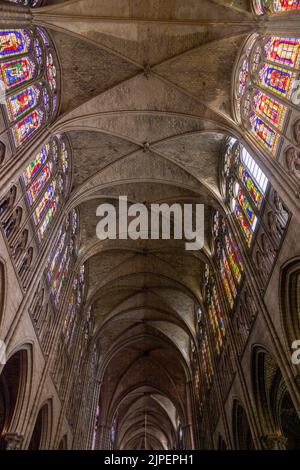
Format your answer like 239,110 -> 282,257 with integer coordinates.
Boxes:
182,424 -> 193,451
95,425 -> 111,450
260,434 -> 288,450
261,17 -> 300,37
185,380 -> 195,450
4,432 -> 24,450
0,4 -> 32,26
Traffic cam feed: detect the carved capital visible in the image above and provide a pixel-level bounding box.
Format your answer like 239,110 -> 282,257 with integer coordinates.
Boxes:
4,432 -> 24,450
260,433 -> 288,450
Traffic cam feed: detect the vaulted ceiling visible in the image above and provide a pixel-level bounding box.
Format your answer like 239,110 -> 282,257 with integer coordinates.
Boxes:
36,0 -> 253,449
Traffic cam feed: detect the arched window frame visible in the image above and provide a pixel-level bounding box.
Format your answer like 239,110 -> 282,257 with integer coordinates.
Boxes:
233,33 -> 300,159
0,261 -> 4,327
84,305 -> 94,342
252,0 -> 300,15
202,264 -> 226,360
5,1 -> 44,6
280,258 -> 300,350
45,208 -> 79,312
63,264 -> 86,352
222,138 -> 269,248
212,210 -> 244,311
0,26 -> 60,159
21,134 -> 71,242
199,327 -> 214,389
222,137 -> 291,295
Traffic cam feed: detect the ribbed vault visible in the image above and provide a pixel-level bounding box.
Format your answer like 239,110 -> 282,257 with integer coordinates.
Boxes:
32,0 -> 254,449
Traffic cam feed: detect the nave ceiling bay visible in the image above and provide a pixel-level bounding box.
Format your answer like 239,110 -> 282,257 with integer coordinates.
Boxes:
17,0 -> 255,450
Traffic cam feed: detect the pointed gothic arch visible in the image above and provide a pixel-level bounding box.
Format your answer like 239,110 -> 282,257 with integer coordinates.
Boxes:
21,134 -> 72,243
28,399 -> 53,450
0,261 -> 4,326
232,400 -> 255,450
58,434 -> 68,450
1,0 -> 300,452
280,258 -> 300,349
217,434 -> 227,450
233,32 -> 300,186
0,347 -> 31,449
251,346 -> 300,449
0,26 -> 60,164
221,137 -> 290,293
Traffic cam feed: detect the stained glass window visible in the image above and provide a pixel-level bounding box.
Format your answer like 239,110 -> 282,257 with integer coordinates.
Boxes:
257,63 -> 296,98
235,32 -> 300,156
22,135 -> 70,241
238,165 -> 264,208
264,37 -> 300,68
232,200 -> 253,246
64,280 -> 77,341
235,183 -> 258,231
224,140 -> 269,248
0,30 -> 31,58
274,0 -> 300,12
252,90 -> 287,130
51,238 -> 73,309
221,251 -> 236,302
0,26 -> 59,151
60,141 -> 68,173
249,114 -> 279,154
48,231 -> 67,282
253,0 -> 300,15
33,180 -> 57,224
45,210 -> 78,311
241,147 -> 268,193
64,264 -> 85,349
27,162 -> 52,204
201,332 -> 214,386
5,1 -> 42,7
36,28 -> 49,46
51,243 -> 70,297
72,209 -> 78,235
238,58 -> 249,98
38,194 -> 59,240
46,52 -> 57,91
54,244 -> 72,308
6,84 -> 41,121
213,210 -> 244,308
208,285 -> 226,354
12,108 -> 45,146
84,306 -> 93,341
23,144 -> 50,185
0,57 -> 36,89
225,233 -> 242,283
205,262 -> 226,353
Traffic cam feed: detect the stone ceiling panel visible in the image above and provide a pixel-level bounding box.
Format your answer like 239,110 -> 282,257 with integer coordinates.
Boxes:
51,30 -> 140,113
155,34 -> 247,116
39,0 -> 250,20
68,131 -> 139,188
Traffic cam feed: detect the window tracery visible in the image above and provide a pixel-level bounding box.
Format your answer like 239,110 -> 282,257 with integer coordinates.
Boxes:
234,33 -> 300,162
21,134 -> 70,241
202,264 -> 226,359
223,139 -> 268,246
212,212 -> 244,309
253,0 -> 300,15
46,209 -> 78,310
5,1 -> 43,6
63,265 -> 86,351
223,138 -> 290,291
0,26 -> 59,162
